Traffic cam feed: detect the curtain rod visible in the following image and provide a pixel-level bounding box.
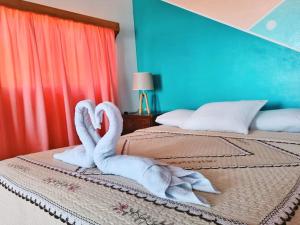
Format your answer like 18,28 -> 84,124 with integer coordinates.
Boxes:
0,0 -> 120,36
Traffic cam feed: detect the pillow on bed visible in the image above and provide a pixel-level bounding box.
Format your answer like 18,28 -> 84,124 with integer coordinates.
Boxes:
251,109 -> 300,133
155,109 -> 194,127
180,100 -> 267,134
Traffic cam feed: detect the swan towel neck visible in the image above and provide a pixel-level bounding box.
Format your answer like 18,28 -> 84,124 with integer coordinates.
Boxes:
53,100 -> 100,168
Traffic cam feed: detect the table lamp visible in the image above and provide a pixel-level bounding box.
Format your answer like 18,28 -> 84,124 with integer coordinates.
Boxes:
132,72 -> 154,115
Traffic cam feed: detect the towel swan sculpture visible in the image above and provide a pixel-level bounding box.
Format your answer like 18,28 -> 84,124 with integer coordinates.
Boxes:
55,100 -> 219,206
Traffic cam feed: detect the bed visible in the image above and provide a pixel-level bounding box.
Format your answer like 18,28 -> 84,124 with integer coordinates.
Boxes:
1,125 -> 300,225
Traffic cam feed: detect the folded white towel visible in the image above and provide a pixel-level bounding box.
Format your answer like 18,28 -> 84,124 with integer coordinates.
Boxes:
54,100 -> 100,168
93,102 -> 219,207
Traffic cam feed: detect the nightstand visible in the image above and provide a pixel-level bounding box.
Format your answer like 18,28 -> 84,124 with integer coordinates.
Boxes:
122,113 -> 158,135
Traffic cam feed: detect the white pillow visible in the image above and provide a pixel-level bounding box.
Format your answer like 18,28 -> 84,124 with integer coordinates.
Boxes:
155,109 -> 194,127
251,109 -> 300,133
180,100 -> 267,134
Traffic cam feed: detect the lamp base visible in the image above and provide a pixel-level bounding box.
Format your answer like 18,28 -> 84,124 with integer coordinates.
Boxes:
138,91 -> 150,115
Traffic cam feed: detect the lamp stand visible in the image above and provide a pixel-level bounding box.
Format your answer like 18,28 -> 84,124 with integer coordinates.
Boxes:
138,91 -> 150,115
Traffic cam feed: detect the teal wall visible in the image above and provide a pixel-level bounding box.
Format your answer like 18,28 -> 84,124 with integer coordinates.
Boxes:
133,0 -> 300,112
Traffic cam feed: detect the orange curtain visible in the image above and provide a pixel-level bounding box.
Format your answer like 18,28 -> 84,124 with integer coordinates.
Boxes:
0,6 -> 118,160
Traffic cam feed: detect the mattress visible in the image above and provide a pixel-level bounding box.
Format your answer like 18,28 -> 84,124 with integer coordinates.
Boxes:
0,125 -> 300,225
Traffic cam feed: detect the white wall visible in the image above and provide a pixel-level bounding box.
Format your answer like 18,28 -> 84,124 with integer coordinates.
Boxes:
26,0 -> 138,112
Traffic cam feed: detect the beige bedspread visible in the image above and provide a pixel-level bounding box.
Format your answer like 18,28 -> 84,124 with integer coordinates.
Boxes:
1,125 -> 300,225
